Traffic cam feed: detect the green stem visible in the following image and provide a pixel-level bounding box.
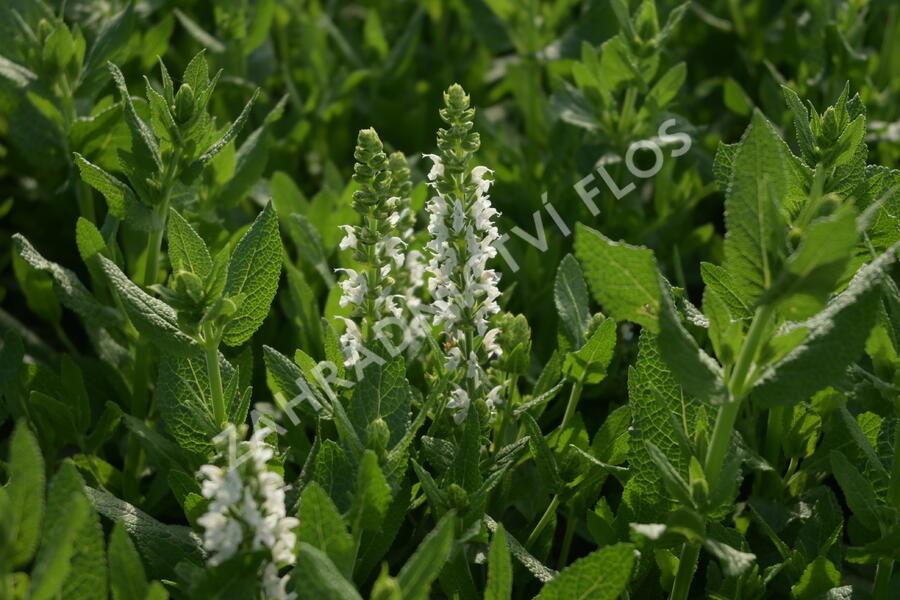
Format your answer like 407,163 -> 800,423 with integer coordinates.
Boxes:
874,557 -> 894,600
131,199 -> 171,419
670,542 -> 701,600
729,304 -> 774,398
706,303 -> 774,485
558,379 -> 584,447
526,494 -> 560,548
705,399 -> 741,489
763,405 -> 787,465
204,325 -> 226,428
558,505 -> 577,569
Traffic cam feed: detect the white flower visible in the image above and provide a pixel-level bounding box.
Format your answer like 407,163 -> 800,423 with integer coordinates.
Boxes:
471,166 -> 494,197
483,327 -> 502,358
336,268 -> 367,308
197,511 -> 243,566
262,563 -> 295,600
336,316 -> 364,367
423,154 -> 444,181
447,387 -> 471,424
338,225 -> 358,251
486,385 -> 503,411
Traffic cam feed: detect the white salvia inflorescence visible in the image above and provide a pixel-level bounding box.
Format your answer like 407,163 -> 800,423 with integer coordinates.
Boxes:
197,425 -> 298,600
424,84 -> 503,424
335,128 -> 407,371
388,150 -> 430,347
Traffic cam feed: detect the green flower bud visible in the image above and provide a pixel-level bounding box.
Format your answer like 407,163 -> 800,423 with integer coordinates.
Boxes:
366,418 -> 390,454
370,566 -> 402,600
688,456 -> 708,508
820,106 -> 839,145
173,270 -> 206,304
447,483 -> 469,512
174,83 -> 195,123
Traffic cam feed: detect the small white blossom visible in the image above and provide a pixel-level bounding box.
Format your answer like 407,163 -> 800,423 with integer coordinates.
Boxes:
336,268 -> 367,308
486,385 -> 503,411
423,154 -> 444,181
446,387 -> 471,424
338,225 -> 358,251
336,317 -> 364,367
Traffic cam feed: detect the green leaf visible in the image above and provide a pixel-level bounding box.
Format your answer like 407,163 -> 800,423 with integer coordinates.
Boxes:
355,482 -> 412,582
108,62 -> 162,172
167,209 -> 212,279
173,10 -> 226,54
646,62 -> 686,110
86,487 -> 203,580
156,349 -> 239,454
97,255 -> 200,356
522,413 -> 563,493
534,542 -> 636,600
723,77 -> 752,116
74,154 -> 162,232
396,512 -> 456,600
348,354 -> 412,448
830,451 -> 881,532
722,111 -> 794,302
645,442 -> 694,508
222,201 -> 283,346
12,234 -> 123,329
782,85 -> 816,162
294,543 -> 363,600
76,217 -> 108,262
699,262 -> 752,320
574,224 -> 660,331
485,524 -> 512,600
5,420 -> 45,568
761,204 -> 857,319
351,450 -> 392,533
791,556 -> 841,600
563,317 -> 617,384
197,89 -> 260,164
313,440 -> 356,513
28,493 -> 89,600
703,536 -> 756,578
826,114 -> 865,168
79,2 -> 136,97
484,515 -> 557,583
285,213 -> 335,287
42,461 -> 108,600
219,96 -> 287,206
749,244 -> 898,407
109,522 -> 149,600
0,55 -> 37,87
623,331 -> 709,521
657,277 -> 726,403
554,254 -> 590,347
122,415 -> 198,474
297,482 -> 355,578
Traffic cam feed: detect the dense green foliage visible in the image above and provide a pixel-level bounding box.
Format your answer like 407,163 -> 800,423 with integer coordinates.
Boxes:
1,1 -> 899,599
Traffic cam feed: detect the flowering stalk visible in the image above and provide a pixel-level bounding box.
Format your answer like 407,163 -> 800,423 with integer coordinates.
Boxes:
197,425 -> 299,600
336,128 -> 405,369
388,151 -> 428,346
424,84 -> 503,423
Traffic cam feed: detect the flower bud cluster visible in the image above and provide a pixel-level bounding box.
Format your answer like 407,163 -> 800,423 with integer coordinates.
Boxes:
335,129 -> 408,367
